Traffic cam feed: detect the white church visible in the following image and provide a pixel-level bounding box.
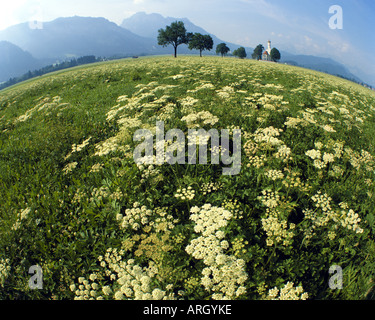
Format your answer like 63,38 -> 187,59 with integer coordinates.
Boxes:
262,40 -> 272,61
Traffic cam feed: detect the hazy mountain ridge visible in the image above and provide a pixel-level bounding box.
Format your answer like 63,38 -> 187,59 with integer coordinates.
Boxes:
0,13 -> 367,87
0,41 -> 44,82
0,16 -> 151,60
121,12 -> 253,55
279,53 -> 363,84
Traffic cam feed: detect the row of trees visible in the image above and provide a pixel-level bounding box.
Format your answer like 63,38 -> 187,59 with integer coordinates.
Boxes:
157,21 -> 281,62
157,21 -> 247,59
158,21 -> 213,58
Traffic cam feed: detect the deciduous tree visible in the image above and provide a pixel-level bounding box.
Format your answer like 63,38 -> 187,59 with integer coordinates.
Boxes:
252,44 -> 264,60
270,48 -> 281,62
157,21 -> 192,58
216,43 -> 230,57
188,33 -> 214,57
233,47 -> 247,59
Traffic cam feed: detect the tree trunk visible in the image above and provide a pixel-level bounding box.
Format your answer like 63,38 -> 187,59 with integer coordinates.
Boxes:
174,45 -> 177,58
200,50 -> 202,57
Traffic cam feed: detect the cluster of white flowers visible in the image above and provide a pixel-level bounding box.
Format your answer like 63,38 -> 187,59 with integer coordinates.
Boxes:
305,192 -> 334,231
12,207 -> 31,231
186,204 -> 248,299
264,169 -> 284,181
201,255 -> 247,300
108,87 -> 157,121
221,199 -> 244,219
187,82 -> 215,93
175,186 -> 195,201
170,74 -> 185,80
117,116 -> 142,128
89,186 -> 119,203
189,204 -> 232,237
62,162 -> 78,175
200,182 -> 221,195
275,144 -> 293,162
244,126 -> 292,168
14,96 -> 67,124
64,137 -> 92,160
158,102 -> 176,121
253,126 -> 284,146
304,191 -> 364,240
261,209 -> 295,246
94,137 -> 119,157
216,86 -> 235,99
331,141 -> 344,159
258,190 -> 280,209
181,111 -> 219,128
338,203 -> 363,234
113,258 -> 175,300
247,154 -> 267,169
151,84 -> 179,95
282,168 -> 311,193
321,124 -> 336,133
70,248 -> 176,300
0,258 -> 11,287
116,203 -> 176,233
117,95 -> 128,103
117,203 -> 152,231
187,130 -> 211,146
107,105 -> 126,121
301,110 -> 317,125
90,163 -> 104,173
137,163 -> 162,184
179,96 -> 199,114
340,209 -> 363,233
284,117 -> 307,129
305,148 -> 336,170
70,273 -> 103,300
305,149 -> 321,160
256,94 -> 287,112
267,282 -> 308,300
344,148 -> 374,172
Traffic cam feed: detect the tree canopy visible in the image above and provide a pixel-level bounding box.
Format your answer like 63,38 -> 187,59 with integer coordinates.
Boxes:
216,43 -> 230,57
157,21 -> 192,58
233,47 -> 247,59
252,44 -> 264,60
270,48 -> 281,62
188,33 -> 214,57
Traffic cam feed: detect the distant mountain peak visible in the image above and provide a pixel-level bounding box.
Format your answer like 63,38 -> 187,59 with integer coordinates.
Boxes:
0,16 -> 151,60
121,12 -> 200,39
0,41 -> 41,82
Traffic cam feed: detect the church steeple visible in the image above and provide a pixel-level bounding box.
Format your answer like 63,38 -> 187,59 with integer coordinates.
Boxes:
267,40 -> 272,54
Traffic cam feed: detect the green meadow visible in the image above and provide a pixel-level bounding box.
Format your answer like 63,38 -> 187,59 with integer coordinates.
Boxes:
1,56 -> 375,300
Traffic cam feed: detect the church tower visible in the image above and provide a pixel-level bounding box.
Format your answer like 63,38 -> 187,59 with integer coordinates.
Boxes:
267,40 -> 272,55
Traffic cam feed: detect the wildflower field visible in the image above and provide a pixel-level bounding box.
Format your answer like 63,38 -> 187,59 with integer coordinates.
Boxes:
1,56 -> 375,300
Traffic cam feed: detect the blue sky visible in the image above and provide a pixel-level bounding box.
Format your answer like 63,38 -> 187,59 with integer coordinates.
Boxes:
1,0 -> 374,85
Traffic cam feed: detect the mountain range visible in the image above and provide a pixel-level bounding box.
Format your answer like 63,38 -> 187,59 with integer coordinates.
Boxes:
0,12 -> 367,86
0,41 -> 44,82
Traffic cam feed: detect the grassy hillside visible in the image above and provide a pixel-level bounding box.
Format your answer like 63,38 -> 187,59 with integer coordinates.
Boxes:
1,56 -> 375,300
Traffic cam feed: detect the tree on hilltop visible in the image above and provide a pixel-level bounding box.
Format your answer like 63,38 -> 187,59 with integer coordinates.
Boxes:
233,47 -> 247,59
252,44 -> 264,60
188,33 -> 214,57
270,48 -> 281,62
216,43 -> 230,57
157,21 -> 192,58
